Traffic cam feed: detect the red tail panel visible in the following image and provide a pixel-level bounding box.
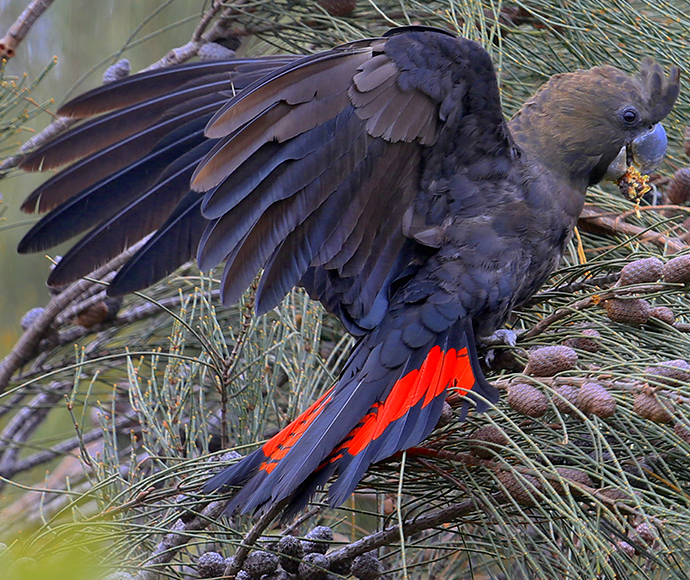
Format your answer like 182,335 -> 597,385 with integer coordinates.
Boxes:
336,345 -> 474,457
260,386 -> 334,474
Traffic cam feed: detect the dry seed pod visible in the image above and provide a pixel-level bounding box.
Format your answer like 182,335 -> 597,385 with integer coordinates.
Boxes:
198,42 -> 236,61
351,553 -> 384,580
553,385 -> 580,414
298,553 -> 329,580
243,551 -> 279,579
20,307 -> 44,330
619,257 -> 663,285
436,401 -> 454,428
468,425 -> 509,458
633,391 -> 673,423
277,536 -> 303,574
102,58 -> 130,84
603,298 -> 650,325
74,296 -> 122,328
577,382 -> 616,418
317,0 -> 357,16
524,345 -> 578,376
666,168 -> 690,205
644,359 -> 690,386
635,522 -> 659,546
507,383 -> 549,417
617,541 -> 636,558
197,552 -> 226,579
262,570 -> 290,580
552,467 -> 593,495
663,254 -> 690,284
562,328 -> 601,353
674,421 -> 690,445
496,470 -> 542,505
599,487 -> 633,502
302,526 -> 333,555
617,165 -> 650,201
649,305 -> 675,325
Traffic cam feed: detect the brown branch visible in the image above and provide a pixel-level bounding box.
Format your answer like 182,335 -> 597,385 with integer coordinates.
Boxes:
0,0 -> 55,59
578,206 -> 687,254
142,4 -> 244,71
522,282 -> 670,340
0,116 -> 79,177
0,239 -> 147,392
327,494 -> 498,567
224,499 -> 288,577
192,0 -> 224,42
0,410 -> 137,482
0,382 -> 69,493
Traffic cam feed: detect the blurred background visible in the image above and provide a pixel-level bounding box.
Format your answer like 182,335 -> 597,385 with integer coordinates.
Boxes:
0,0 -> 204,356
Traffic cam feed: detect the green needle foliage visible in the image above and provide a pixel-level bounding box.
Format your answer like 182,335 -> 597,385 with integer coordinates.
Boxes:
2,2 -> 690,579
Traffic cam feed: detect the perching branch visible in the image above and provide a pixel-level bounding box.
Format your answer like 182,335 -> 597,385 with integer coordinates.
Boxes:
578,205 -> 687,253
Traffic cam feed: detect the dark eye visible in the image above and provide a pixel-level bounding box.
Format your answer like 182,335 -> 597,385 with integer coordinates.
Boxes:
620,106 -> 640,126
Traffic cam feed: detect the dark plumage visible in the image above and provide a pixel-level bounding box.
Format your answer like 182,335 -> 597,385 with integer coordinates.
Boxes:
17,27 -> 679,517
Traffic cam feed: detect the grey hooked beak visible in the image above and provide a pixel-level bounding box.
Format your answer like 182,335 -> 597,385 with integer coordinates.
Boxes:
604,122 -> 668,181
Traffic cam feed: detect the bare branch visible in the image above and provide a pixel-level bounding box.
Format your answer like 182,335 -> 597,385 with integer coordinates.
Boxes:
0,239 -> 147,392
578,205 -> 687,253
0,0 -> 56,59
327,494 -> 498,567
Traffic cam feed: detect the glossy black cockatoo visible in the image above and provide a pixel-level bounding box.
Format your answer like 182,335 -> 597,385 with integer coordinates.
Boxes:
17,27 -> 679,516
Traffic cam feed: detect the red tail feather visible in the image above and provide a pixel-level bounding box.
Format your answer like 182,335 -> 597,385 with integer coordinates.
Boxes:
260,386 -> 335,474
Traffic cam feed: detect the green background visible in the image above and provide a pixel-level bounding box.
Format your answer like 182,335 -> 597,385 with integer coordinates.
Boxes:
0,0 -> 205,356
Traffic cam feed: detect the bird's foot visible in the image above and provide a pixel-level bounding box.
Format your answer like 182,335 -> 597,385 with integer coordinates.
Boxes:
480,328 -> 520,348
479,328 -> 523,370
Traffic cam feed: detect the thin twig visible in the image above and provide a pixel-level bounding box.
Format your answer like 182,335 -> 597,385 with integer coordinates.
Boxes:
220,282 -> 257,448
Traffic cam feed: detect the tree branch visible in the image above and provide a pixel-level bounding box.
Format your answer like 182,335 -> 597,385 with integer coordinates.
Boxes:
0,0 -> 55,59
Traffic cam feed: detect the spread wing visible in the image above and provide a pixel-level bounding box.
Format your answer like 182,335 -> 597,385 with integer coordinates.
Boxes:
19,27 -> 511,329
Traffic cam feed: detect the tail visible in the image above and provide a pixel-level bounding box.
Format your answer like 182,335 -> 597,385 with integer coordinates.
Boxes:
203,316 -> 497,516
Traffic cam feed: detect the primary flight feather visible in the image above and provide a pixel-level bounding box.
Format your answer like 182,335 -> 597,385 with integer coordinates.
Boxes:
17,27 -> 679,516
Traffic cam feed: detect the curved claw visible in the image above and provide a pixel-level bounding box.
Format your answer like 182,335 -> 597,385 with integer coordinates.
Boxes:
481,328 -> 519,348
480,328 -> 520,370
